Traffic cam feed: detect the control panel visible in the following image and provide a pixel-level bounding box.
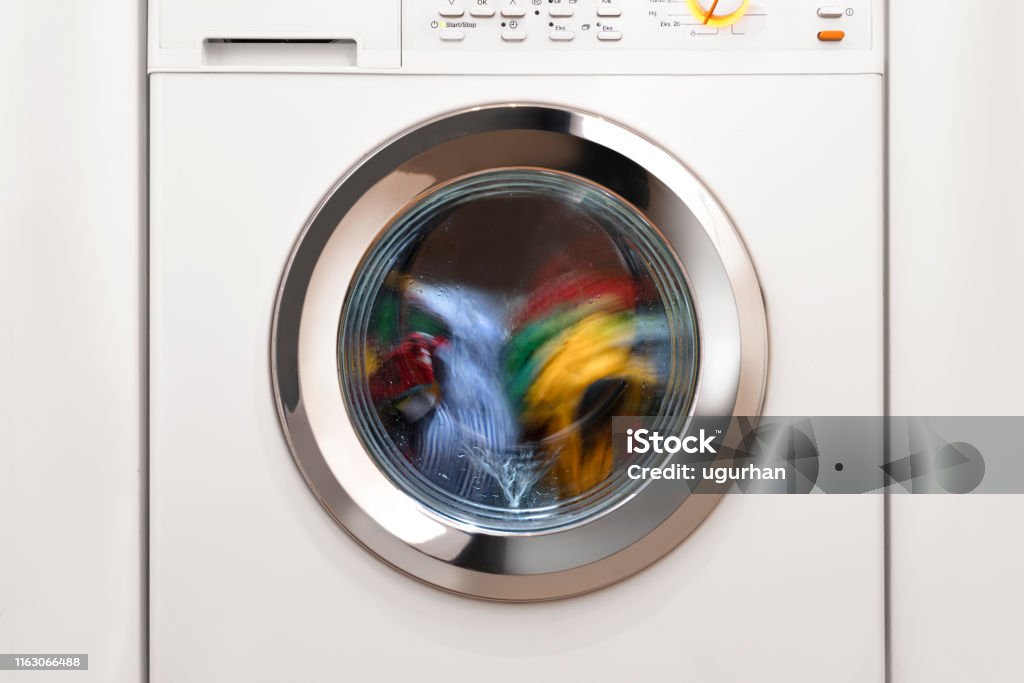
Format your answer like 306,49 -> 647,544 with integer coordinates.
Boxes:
406,0 -> 872,52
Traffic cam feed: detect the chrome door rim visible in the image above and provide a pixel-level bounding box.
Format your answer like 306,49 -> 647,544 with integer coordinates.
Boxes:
272,104 -> 768,601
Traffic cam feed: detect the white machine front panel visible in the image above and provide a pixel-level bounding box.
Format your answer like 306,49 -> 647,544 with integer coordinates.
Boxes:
402,0 -> 881,73
407,0 -> 872,51
150,73 -> 883,682
149,0 -> 884,73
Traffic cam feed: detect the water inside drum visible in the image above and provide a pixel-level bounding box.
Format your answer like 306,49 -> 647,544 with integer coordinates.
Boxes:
340,169 -> 698,531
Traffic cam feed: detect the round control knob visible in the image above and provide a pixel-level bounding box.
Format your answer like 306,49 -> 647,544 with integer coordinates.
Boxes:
686,0 -> 751,28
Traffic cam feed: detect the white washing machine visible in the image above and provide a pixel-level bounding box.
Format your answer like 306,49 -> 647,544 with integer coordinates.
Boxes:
149,1 -> 886,680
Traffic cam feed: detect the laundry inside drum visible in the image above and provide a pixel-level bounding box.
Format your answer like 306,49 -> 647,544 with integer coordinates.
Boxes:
339,168 -> 699,531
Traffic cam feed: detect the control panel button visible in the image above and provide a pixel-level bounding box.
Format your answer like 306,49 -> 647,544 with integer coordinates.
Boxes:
439,6 -> 465,17
549,6 -> 574,17
501,7 -> 526,17
470,7 -> 496,17
817,30 -> 845,41
597,31 -> 622,41
817,6 -> 845,18
550,31 -> 575,41
440,30 -> 466,41
597,7 -> 622,17
502,30 -> 527,41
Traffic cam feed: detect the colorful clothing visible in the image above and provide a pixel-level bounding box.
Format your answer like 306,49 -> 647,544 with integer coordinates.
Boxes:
505,272 -> 666,498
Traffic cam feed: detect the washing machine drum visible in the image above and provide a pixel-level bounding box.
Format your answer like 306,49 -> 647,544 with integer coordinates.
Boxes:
273,105 -> 766,601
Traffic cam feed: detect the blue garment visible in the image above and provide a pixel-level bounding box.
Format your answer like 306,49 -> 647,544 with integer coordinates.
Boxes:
405,283 -> 520,505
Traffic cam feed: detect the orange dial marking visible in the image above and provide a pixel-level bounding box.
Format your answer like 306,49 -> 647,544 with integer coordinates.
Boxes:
703,0 -> 721,25
686,0 -> 751,29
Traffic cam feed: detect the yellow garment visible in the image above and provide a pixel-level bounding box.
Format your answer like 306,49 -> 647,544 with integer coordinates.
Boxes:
522,313 -> 656,498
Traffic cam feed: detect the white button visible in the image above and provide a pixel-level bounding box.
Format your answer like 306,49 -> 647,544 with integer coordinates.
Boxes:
549,7 -> 574,17
502,30 -> 527,41
440,6 -> 465,17
597,7 -> 622,17
597,31 -> 622,41
817,6 -> 844,18
550,31 -> 575,41
440,30 -> 465,41
470,6 -> 495,17
501,7 -> 526,17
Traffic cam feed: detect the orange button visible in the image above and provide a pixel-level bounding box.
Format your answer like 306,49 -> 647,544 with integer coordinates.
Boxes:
818,30 -> 845,42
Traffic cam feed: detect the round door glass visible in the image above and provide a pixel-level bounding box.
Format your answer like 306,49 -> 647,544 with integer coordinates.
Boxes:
340,168 -> 698,532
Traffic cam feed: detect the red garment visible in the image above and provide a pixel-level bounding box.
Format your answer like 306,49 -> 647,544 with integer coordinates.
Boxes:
368,333 -> 448,404
512,273 -> 638,329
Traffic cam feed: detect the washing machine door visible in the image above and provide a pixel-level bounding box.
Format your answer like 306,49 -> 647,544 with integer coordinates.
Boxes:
273,105 -> 766,601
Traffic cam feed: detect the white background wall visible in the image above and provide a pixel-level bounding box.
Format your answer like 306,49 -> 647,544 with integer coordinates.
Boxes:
889,1 -> 1024,681
0,2 -> 144,682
